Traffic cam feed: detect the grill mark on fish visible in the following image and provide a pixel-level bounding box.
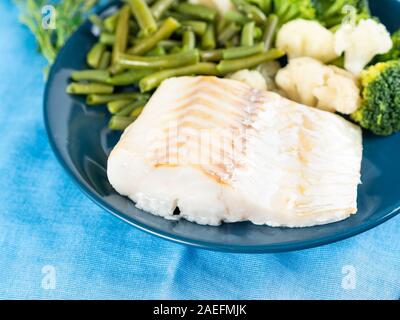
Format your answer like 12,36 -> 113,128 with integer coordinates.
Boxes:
147,79 -> 264,183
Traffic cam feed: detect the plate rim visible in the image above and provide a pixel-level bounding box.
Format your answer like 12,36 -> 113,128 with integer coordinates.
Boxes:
43,1 -> 400,254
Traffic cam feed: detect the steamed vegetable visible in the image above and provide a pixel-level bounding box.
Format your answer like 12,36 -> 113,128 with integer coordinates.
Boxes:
127,17 -> 181,55
65,0 -> 287,130
115,50 -> 200,70
227,69 -> 267,90
87,43 -> 107,69
376,29 -> 400,62
276,19 -> 338,63
128,0 -> 157,36
188,0 -> 234,15
351,61 -> 400,136
217,49 -> 285,74
276,57 -> 361,115
272,0 -> 316,23
108,116 -> 136,130
139,62 -> 219,92
66,83 -> 114,95
314,0 -> 371,28
334,19 -> 393,75
64,0 -> 399,134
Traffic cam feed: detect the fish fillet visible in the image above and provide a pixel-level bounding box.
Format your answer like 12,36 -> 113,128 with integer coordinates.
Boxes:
107,76 -> 363,227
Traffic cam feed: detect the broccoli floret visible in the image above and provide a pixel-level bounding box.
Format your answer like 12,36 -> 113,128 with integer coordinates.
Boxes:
376,29 -> 400,62
351,61 -> 400,136
273,0 -> 316,23
314,0 -> 371,27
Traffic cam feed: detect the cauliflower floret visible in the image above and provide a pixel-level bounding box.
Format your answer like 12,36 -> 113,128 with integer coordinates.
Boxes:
188,0 -> 234,16
276,57 -> 361,114
276,19 -> 338,63
334,19 -> 393,75
228,69 -> 267,91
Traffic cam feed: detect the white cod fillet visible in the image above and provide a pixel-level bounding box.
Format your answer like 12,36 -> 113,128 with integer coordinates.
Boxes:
107,76 -> 363,227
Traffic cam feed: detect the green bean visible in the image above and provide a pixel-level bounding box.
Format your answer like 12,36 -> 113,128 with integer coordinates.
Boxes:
225,37 -> 240,48
100,33 -> 116,46
254,27 -> 262,40
151,0 -> 176,20
263,14 -> 279,50
200,49 -> 223,62
176,3 -> 218,21
180,20 -> 207,36
222,43 -> 264,60
99,51 -> 112,70
116,50 -> 200,70
224,11 -> 250,25
112,5 -> 130,64
86,92 -> 144,105
201,24 -> 216,50
104,11 -> 119,33
274,1 -> 290,18
158,40 -> 181,49
128,0 -> 157,36
280,5 -> 300,23
182,30 -> 196,51
218,23 -> 241,46
66,83 -> 114,95
107,69 -> 155,86
130,106 -> 145,118
71,70 -> 110,82
117,97 -> 148,117
241,21 -> 255,46
232,0 -> 267,24
146,46 -> 167,56
108,116 -> 135,130
128,17 -> 180,55
139,62 -> 218,92
324,0 -> 348,18
217,48 -> 285,74
89,14 -> 103,30
247,0 -> 272,14
166,11 -> 193,21
169,46 -> 182,54
101,34 -> 138,47
87,43 -> 106,69
217,18 -> 229,34
108,99 -> 132,114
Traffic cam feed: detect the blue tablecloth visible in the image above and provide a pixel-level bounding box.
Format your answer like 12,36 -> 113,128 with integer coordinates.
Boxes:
0,0 -> 399,300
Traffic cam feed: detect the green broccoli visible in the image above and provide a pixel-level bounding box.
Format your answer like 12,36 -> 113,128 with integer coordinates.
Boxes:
272,0 -> 316,23
314,0 -> 371,27
351,61 -> 400,136
376,29 -> 400,62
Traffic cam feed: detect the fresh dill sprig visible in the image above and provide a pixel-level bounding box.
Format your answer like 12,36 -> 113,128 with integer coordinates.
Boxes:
15,0 -> 99,73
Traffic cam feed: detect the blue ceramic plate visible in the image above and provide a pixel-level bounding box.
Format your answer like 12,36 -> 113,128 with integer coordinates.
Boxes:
44,0 -> 400,253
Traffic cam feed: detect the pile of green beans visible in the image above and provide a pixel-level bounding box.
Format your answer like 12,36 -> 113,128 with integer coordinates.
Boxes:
67,0 -> 285,131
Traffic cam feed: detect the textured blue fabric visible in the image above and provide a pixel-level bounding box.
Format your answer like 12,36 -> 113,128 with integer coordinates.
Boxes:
0,0 -> 399,300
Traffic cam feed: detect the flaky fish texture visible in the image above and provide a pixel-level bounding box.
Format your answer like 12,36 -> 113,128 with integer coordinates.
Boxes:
108,76 -> 363,227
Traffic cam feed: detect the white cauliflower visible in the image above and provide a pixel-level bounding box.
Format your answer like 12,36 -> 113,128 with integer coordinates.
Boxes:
275,57 -> 361,114
188,0 -> 234,16
276,19 -> 338,63
334,19 -> 393,75
228,69 -> 267,91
